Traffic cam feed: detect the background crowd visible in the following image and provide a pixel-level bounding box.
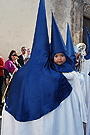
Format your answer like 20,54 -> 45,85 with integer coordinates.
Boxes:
0,46 -> 31,115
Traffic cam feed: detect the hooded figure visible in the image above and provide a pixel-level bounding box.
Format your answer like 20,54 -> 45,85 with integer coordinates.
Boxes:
49,13 -> 87,135
66,23 -> 87,112
1,0 -> 72,135
50,16 -> 76,73
83,28 -> 90,135
66,23 -> 81,72
81,28 -> 90,109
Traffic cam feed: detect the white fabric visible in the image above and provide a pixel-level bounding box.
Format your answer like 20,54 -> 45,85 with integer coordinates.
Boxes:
86,92 -> 90,135
81,59 -> 90,109
1,71 -> 87,135
77,72 -> 86,100
83,59 -> 90,135
63,71 -> 87,123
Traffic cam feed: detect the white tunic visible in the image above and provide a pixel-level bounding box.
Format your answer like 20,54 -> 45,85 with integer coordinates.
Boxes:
83,59 -> 90,135
1,71 -> 87,135
81,59 -> 90,109
86,96 -> 90,135
77,72 -> 86,101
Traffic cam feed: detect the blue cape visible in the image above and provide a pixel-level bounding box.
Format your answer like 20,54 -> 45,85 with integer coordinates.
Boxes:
5,0 -> 72,122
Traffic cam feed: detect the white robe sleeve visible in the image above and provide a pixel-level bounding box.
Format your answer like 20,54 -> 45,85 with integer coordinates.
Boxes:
63,71 -> 87,123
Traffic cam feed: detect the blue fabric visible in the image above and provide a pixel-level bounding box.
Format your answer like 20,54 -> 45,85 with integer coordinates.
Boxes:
50,58 -> 76,73
85,27 -> 90,60
51,13 -> 76,72
5,0 -> 72,122
66,23 -> 76,65
6,60 -> 72,122
88,72 -> 90,76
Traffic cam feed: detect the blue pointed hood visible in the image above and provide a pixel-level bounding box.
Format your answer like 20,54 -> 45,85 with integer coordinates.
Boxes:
51,13 -> 76,72
5,0 -> 50,121
30,0 -> 50,61
51,13 -> 66,58
66,23 -> 76,65
85,27 -> 90,60
5,0 -> 72,122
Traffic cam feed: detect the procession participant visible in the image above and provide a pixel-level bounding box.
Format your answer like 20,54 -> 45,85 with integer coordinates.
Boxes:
81,28 -> 90,109
66,23 -> 87,102
1,1 -> 72,135
49,13 -> 87,134
84,28 -> 90,135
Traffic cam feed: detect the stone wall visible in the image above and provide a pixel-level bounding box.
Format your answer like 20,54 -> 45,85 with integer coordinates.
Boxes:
84,0 -> 90,18
70,0 -> 83,46
46,0 -> 72,44
70,0 -> 90,46
46,0 -> 90,47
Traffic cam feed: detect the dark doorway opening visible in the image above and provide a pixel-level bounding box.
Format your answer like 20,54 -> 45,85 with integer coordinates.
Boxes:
83,16 -> 90,46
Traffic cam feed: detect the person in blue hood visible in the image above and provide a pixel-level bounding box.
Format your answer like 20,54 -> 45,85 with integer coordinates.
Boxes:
49,13 -> 87,135
66,23 -> 87,109
83,28 -> 90,135
1,0 -> 72,135
82,28 -> 90,109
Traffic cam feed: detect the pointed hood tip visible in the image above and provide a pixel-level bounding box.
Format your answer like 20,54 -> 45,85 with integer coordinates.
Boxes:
51,13 -> 66,57
31,0 -> 49,59
85,27 -> 90,59
66,23 -> 76,64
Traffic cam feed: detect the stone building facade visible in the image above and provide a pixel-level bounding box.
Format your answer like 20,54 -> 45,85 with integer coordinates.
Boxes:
71,0 -> 90,46
46,0 -> 90,47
